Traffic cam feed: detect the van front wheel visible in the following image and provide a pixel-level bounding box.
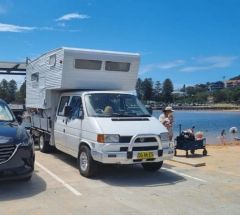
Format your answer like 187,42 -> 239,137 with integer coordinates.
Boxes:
142,161 -> 163,172
78,145 -> 98,178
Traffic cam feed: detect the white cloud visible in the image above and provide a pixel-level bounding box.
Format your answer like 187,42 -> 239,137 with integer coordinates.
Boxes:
56,13 -> 90,22
180,56 -> 238,72
0,23 -> 35,32
140,60 -> 184,74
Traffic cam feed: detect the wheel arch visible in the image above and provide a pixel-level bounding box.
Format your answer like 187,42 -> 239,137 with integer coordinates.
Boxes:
78,141 -> 92,157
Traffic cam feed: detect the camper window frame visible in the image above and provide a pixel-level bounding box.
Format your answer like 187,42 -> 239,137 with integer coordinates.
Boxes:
105,61 -> 131,72
74,59 -> 102,70
49,54 -> 56,67
31,72 -> 39,82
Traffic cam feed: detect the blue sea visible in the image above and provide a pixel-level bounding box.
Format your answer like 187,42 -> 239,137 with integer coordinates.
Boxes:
153,110 -> 240,144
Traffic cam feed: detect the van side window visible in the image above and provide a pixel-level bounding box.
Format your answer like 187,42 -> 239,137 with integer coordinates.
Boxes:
58,96 -> 70,116
69,96 -> 82,119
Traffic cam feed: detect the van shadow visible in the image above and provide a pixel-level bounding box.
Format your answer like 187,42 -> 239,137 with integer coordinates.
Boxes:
95,164 -> 186,187
0,172 -> 46,201
51,150 -> 186,187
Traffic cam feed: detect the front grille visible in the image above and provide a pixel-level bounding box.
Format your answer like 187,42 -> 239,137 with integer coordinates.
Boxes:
120,146 -> 158,152
135,137 -> 157,143
119,136 -> 158,143
0,144 -> 16,164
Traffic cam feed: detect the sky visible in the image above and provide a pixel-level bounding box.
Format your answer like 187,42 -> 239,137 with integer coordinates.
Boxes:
0,0 -> 240,89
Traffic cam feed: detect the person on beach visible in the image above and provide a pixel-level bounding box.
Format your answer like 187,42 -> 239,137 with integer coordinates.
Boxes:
159,106 -> 174,141
220,129 -> 226,145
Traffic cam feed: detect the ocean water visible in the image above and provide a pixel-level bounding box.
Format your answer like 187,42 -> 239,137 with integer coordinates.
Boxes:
153,110 -> 240,144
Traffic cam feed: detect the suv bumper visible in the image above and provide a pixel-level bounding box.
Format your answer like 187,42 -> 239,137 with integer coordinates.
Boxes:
0,145 -> 35,181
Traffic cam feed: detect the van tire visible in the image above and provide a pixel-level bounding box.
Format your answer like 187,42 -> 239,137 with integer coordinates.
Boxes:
39,135 -> 52,153
142,161 -> 163,172
78,145 -> 98,178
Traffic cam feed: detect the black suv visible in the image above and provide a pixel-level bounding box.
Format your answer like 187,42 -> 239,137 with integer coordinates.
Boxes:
0,99 -> 35,181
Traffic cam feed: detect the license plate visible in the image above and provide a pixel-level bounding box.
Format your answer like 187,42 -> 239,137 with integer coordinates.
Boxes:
137,151 -> 154,159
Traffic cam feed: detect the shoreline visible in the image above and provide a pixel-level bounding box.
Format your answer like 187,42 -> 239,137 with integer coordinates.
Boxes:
152,107 -> 240,111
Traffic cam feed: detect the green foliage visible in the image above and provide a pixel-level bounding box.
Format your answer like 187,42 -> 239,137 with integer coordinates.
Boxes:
0,79 -> 26,104
8,80 -> 17,102
153,81 -> 162,102
142,78 -> 153,101
136,78 -> 143,100
162,78 -> 173,103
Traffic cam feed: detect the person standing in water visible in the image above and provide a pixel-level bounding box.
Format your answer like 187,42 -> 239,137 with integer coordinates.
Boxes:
159,106 -> 174,141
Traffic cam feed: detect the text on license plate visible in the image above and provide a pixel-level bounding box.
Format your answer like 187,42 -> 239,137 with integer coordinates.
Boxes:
137,151 -> 154,159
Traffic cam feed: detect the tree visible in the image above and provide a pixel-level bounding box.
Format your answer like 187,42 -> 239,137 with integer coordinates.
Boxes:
0,79 -> 10,102
213,90 -> 228,103
162,78 -> 173,103
15,80 -> 26,104
8,80 -> 17,103
142,78 -> 153,101
186,86 -> 196,95
180,84 -> 186,93
153,81 -> 161,102
136,78 -> 143,100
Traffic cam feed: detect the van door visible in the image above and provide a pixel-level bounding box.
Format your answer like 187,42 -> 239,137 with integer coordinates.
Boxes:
54,96 -> 70,151
64,96 -> 83,157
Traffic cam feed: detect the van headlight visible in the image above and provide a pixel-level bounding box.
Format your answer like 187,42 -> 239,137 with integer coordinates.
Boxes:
97,134 -> 120,143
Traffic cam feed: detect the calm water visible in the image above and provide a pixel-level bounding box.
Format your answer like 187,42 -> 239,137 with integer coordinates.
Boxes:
153,110 -> 240,144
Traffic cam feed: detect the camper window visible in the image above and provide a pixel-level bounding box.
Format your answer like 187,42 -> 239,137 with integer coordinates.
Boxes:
49,54 -> 56,66
58,96 -> 70,116
75,59 -> 102,70
31,72 -> 39,82
105,61 -> 130,72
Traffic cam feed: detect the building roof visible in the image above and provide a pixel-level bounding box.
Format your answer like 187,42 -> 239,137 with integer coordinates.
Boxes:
0,61 -> 26,75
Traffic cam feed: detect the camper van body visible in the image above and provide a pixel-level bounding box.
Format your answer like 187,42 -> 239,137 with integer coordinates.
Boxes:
26,47 -> 174,177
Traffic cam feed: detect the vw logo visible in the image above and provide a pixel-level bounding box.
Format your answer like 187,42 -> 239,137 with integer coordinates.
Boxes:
139,138 -> 145,143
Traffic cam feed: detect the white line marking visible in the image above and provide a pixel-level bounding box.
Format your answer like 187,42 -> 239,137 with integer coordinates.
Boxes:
162,167 -> 207,183
36,161 -> 82,196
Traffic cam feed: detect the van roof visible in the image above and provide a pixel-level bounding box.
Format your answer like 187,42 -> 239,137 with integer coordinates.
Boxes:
30,47 -> 140,63
60,90 -> 136,96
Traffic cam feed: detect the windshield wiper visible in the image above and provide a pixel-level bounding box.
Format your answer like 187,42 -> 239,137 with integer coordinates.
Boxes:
136,114 -> 151,117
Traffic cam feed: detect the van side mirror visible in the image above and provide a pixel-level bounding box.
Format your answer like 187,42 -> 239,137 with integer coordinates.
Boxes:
64,106 -> 72,117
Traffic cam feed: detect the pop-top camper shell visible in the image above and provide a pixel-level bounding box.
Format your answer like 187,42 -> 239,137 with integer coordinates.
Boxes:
26,47 -> 140,109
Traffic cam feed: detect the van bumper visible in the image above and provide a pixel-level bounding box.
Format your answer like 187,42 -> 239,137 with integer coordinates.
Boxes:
91,148 -> 174,164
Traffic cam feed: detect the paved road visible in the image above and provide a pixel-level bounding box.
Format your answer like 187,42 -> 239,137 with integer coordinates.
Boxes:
0,149 -> 239,215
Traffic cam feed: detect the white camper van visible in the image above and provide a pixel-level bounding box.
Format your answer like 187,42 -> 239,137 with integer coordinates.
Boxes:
26,47 -> 174,177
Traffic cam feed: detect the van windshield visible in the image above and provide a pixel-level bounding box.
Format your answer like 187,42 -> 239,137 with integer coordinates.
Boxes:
85,93 -> 151,117
0,102 -> 14,122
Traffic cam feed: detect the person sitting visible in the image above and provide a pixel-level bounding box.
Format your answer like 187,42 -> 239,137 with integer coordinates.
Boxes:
103,106 -> 113,115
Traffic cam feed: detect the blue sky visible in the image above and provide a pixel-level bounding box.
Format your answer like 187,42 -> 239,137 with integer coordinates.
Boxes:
0,0 -> 240,88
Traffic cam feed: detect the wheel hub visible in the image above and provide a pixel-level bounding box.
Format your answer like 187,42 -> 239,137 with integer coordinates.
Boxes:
80,152 -> 88,171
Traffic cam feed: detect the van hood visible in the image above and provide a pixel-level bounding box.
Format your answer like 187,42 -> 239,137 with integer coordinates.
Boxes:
95,117 -> 167,136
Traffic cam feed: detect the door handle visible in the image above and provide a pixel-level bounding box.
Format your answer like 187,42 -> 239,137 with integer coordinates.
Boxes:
63,129 -> 65,133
